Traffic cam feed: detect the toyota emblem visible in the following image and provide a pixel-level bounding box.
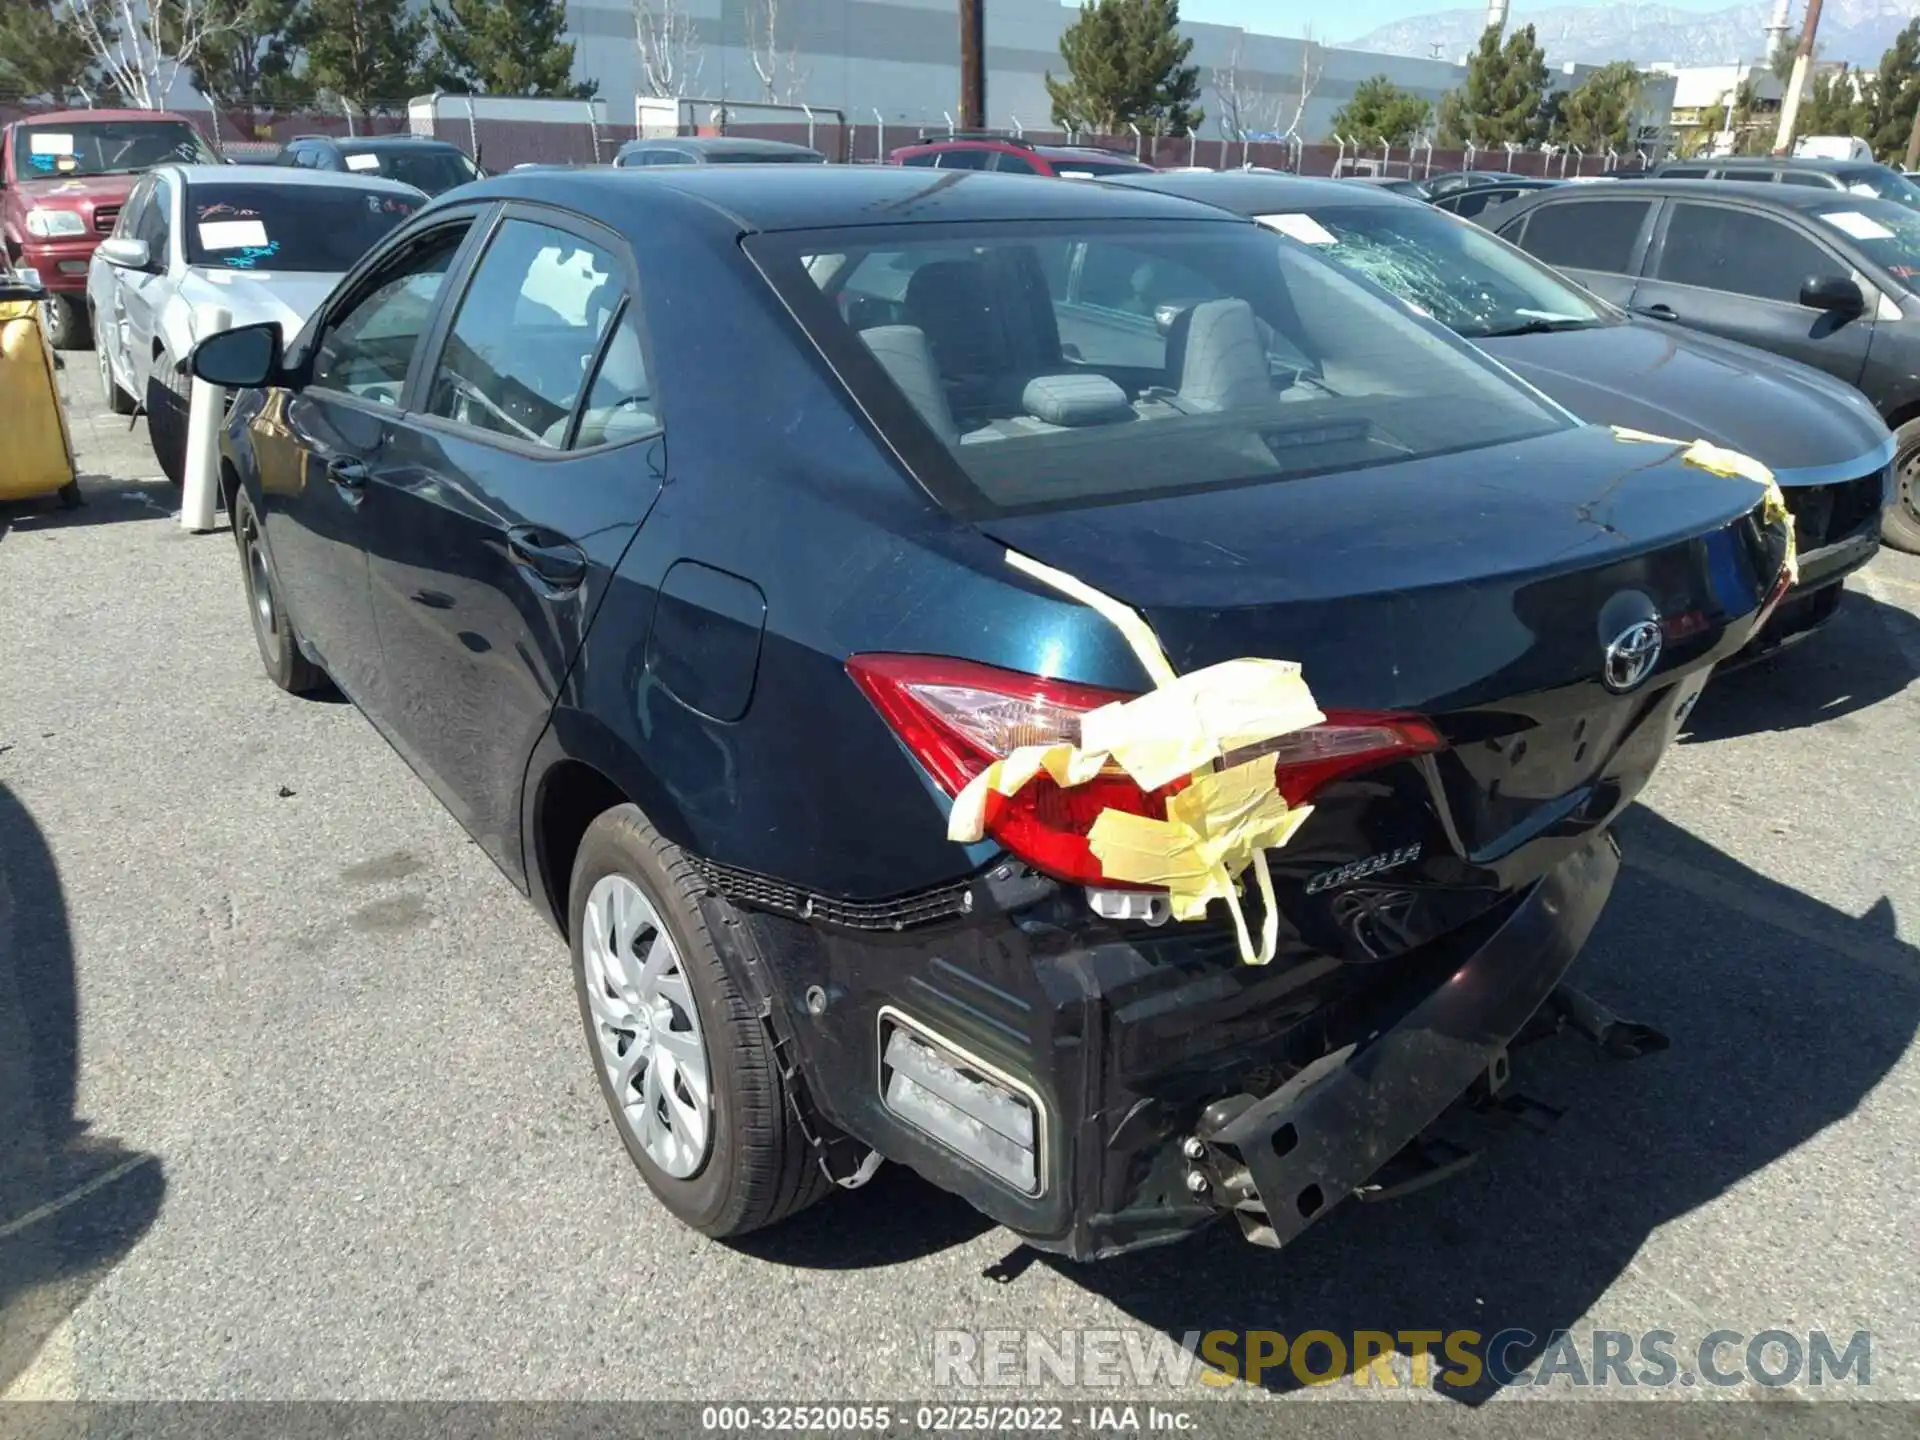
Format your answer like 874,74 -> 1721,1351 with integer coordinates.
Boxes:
1602,619 -> 1663,693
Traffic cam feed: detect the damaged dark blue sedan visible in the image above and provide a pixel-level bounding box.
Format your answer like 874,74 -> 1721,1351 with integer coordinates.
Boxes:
190,167 -> 1795,1260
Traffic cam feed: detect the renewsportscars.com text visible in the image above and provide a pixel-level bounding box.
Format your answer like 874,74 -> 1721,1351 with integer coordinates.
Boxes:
931,1327 -> 1873,1390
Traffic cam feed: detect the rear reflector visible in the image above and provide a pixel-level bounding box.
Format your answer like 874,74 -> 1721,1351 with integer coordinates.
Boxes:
848,653 -> 1442,888
879,1011 -> 1042,1195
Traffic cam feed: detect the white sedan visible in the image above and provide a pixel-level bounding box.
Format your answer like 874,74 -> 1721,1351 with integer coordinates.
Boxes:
86,163 -> 425,484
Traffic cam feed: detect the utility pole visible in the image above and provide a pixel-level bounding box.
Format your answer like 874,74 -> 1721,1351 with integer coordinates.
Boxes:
1771,0 -> 1823,154
1906,90 -> 1920,169
960,0 -> 986,131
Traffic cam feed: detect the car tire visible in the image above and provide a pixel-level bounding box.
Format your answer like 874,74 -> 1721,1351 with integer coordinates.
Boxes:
569,805 -> 832,1239
94,316 -> 136,415
41,293 -> 88,351
145,358 -> 189,488
232,486 -> 325,695
1885,419 -> 1920,556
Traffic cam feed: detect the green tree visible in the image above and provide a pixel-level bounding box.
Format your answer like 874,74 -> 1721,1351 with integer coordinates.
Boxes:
1045,0 -> 1203,136
1798,65 -> 1868,141
1330,75 -> 1431,146
1438,22 -> 1550,146
298,0 -> 426,114
1859,18 -> 1920,160
428,0 -> 594,98
1553,60 -> 1642,152
0,0 -> 100,103
1768,34 -> 1799,84
163,0 -> 310,113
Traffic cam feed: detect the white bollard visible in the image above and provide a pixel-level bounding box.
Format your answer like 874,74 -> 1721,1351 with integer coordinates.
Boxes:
179,303 -> 229,534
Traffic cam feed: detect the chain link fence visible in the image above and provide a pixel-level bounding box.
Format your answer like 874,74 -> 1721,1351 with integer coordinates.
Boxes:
0,91 -> 1650,180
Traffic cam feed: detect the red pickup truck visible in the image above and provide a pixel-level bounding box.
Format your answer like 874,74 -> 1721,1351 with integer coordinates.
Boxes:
0,108 -> 218,349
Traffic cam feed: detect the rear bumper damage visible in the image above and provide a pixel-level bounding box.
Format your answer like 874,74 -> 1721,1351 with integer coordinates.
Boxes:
716,830 -> 1628,1261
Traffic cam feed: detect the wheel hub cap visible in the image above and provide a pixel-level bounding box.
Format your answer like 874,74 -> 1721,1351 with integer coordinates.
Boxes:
247,538 -> 275,635
581,874 -> 713,1178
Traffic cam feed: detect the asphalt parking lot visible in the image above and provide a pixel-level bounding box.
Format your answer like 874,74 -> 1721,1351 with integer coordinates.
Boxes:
4,375 -> 1920,1416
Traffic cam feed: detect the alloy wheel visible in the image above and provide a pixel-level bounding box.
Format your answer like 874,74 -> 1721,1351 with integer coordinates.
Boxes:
581,873 -> 714,1179
1902,446 -> 1920,526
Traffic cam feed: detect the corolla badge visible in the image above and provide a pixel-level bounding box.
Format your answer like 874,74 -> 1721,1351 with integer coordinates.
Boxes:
1602,619 -> 1663,693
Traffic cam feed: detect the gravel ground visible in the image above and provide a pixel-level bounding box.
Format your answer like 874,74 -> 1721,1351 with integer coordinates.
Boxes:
2,374 -> 1917,1423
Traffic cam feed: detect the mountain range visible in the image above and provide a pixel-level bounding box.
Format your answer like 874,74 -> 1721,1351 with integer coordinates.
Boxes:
1341,0 -> 1918,68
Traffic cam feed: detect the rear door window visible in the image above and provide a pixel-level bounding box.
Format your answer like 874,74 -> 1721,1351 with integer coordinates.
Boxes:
934,149 -> 992,170
1654,202 -> 1835,304
993,151 -> 1041,174
1509,198 -> 1652,274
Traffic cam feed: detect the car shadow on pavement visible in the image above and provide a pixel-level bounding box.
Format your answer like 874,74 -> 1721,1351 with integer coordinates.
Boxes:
0,476 -> 184,542
1682,587 -> 1920,741
1028,801 -> 1918,1401
0,783 -> 165,1394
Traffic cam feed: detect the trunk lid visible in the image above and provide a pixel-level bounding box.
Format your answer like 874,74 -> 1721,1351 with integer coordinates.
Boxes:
979,424 -> 1783,958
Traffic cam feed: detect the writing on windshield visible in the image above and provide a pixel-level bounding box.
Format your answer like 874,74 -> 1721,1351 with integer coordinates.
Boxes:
187,186 -> 423,272
19,121 -> 214,178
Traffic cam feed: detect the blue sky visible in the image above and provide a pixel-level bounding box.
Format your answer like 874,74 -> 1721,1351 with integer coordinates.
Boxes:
1171,0 -> 1744,43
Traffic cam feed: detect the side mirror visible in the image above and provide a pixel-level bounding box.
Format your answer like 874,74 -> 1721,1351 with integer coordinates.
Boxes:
1800,274 -> 1865,316
190,320 -> 282,388
96,236 -> 154,271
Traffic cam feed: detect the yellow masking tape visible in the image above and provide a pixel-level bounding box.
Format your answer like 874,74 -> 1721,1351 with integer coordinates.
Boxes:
1007,549 -> 1180,689
949,551 -> 1327,965
1610,426 -> 1798,588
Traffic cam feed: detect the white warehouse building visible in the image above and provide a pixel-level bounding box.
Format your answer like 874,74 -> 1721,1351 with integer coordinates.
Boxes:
564,0 -> 1675,147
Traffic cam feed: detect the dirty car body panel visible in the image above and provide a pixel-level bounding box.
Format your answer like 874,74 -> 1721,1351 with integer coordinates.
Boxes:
209,168 -> 1793,1259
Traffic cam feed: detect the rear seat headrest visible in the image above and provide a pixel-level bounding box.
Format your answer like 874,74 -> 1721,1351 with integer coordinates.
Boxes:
1021,373 -> 1134,427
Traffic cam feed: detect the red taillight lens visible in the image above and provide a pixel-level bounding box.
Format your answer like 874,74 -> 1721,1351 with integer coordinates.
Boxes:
847,653 -> 1442,888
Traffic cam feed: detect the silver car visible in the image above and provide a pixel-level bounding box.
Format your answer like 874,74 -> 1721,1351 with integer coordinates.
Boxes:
86,163 -> 425,484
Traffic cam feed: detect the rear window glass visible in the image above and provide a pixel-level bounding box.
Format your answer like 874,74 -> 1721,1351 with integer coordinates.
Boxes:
1834,166 -> 1920,209
1809,198 -> 1920,290
749,221 -> 1569,516
1510,198 -> 1651,273
1041,156 -> 1151,178
344,147 -> 481,193
185,183 -> 424,271
704,149 -> 826,164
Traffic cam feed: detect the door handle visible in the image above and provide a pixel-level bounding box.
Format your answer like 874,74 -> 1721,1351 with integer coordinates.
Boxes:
326,457 -> 369,490
507,525 -> 588,590
1636,303 -> 1679,322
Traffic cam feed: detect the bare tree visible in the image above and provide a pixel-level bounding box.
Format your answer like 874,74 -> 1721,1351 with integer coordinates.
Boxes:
1278,28 -> 1324,138
53,0 -> 238,109
1211,34 -> 1281,142
744,0 -> 807,105
633,0 -> 703,99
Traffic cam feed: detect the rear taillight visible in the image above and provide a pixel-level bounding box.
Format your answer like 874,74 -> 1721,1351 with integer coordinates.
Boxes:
848,653 -> 1442,888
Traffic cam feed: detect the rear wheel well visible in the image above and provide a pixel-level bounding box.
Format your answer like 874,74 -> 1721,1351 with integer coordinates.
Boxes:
1884,399 -> 1920,436
535,760 -> 630,939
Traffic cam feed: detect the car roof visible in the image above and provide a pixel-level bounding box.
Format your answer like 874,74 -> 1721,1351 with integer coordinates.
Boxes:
12,108 -> 198,125
452,164 -> 1239,233
159,163 -> 426,197
1662,155 -> 1880,173
619,136 -> 821,156
1106,170 -> 1410,213
1508,176 -> 1889,212
304,134 -> 461,151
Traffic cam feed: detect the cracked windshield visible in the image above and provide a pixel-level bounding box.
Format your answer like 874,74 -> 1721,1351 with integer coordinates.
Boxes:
1256,204 -> 1615,340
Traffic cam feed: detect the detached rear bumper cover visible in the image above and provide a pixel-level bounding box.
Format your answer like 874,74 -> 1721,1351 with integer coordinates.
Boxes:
1200,834 -> 1618,1251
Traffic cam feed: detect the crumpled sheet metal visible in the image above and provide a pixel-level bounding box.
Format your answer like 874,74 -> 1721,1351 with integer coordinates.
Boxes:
1610,426 -> 1799,588
946,551 -> 1325,965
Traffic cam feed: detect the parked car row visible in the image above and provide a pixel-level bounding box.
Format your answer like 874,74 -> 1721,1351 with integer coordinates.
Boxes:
179,159 -> 1814,1267
1478,178 -> 1920,552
